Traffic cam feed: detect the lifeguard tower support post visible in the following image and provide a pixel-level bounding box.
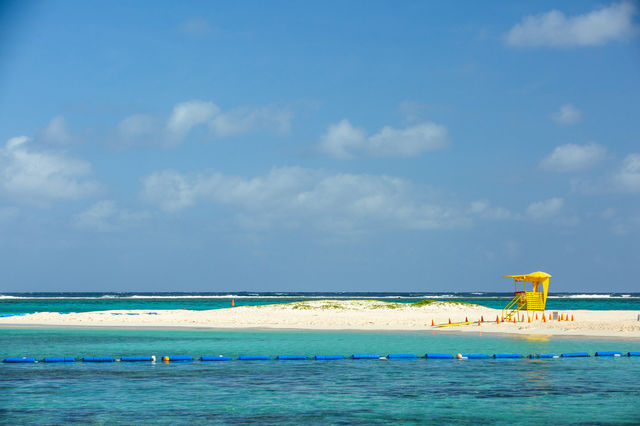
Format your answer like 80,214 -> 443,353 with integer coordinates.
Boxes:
502,271 -> 551,320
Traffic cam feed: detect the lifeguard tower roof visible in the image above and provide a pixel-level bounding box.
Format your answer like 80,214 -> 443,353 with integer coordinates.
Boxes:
504,271 -> 551,281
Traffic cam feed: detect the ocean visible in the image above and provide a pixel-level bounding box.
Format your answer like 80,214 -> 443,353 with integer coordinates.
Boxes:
1,292 -> 639,315
1,293 -> 639,424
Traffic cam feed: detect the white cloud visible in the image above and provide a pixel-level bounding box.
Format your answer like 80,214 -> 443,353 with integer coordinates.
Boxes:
552,104 -> 582,125
469,200 -> 516,220
0,136 -> 98,206
526,197 -> 564,219
141,167 -> 467,232
318,120 -> 367,159
116,100 -> 292,148
74,200 -> 148,231
540,143 -> 606,172
210,106 -> 293,138
319,119 -> 447,159
39,116 -> 71,144
166,100 -> 219,142
505,1 -> 638,48
116,114 -> 160,146
612,153 -> 640,192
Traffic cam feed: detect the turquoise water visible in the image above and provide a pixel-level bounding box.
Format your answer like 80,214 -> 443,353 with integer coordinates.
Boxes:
1,328 -> 639,424
2,292 -> 639,315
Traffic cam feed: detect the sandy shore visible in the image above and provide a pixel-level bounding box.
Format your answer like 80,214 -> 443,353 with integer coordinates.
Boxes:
1,300 -> 639,337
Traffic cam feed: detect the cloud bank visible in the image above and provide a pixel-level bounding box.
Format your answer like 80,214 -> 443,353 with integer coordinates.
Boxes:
142,166 -> 466,232
116,100 -> 292,148
0,136 -> 98,207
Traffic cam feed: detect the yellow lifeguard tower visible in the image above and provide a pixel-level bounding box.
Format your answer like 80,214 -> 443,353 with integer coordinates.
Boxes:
502,271 -> 551,320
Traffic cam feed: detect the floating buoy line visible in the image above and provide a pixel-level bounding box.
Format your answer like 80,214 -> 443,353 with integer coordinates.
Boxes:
3,351 -> 639,364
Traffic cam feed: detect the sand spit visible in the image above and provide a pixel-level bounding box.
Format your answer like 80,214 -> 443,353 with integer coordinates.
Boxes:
1,300 -> 639,337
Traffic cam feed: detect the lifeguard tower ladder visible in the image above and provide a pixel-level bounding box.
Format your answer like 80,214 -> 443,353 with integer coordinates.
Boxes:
502,271 -> 551,321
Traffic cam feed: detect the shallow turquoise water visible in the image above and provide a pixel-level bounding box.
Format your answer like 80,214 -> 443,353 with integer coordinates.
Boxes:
1,328 -> 639,424
2,293 -> 639,315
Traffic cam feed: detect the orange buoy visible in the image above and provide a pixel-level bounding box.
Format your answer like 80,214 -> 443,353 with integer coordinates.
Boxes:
478,319 -> 481,326
162,356 -> 170,362
431,319 -> 435,326
231,299 -> 235,307
571,314 -> 574,321
496,315 -> 500,324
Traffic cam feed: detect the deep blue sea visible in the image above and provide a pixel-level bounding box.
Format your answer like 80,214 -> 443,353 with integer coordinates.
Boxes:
1,293 -> 639,424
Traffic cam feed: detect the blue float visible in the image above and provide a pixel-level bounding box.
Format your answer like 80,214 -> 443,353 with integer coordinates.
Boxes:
315,355 -> 344,360
43,357 -> 74,363
462,354 -> 489,359
528,353 -> 556,359
276,355 -> 306,360
3,357 -> 36,363
627,352 -> 640,357
82,356 -> 114,362
595,351 -> 622,357
425,353 -> 453,359
352,354 -> 380,359
561,352 -> 589,358
238,355 -> 271,361
163,356 -> 192,362
121,356 -> 154,362
201,356 -> 232,361
493,353 -> 522,358
387,354 -> 416,359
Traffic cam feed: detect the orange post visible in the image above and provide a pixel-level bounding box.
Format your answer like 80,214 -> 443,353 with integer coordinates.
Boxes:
527,317 -> 531,323
431,319 -> 434,326
513,317 -> 516,323
543,315 -> 546,323
535,313 -> 538,320
448,318 -> 451,324
481,316 -> 484,322
571,314 -> 574,321
465,316 -> 468,322
496,315 -> 500,324
478,320 -> 481,326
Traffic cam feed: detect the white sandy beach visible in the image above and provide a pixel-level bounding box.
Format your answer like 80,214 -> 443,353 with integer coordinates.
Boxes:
1,300 -> 639,337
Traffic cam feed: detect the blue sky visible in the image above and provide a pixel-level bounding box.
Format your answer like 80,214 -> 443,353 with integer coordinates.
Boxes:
0,1 -> 638,292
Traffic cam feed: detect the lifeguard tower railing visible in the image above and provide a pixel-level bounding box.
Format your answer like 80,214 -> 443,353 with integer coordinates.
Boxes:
502,272 -> 551,321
